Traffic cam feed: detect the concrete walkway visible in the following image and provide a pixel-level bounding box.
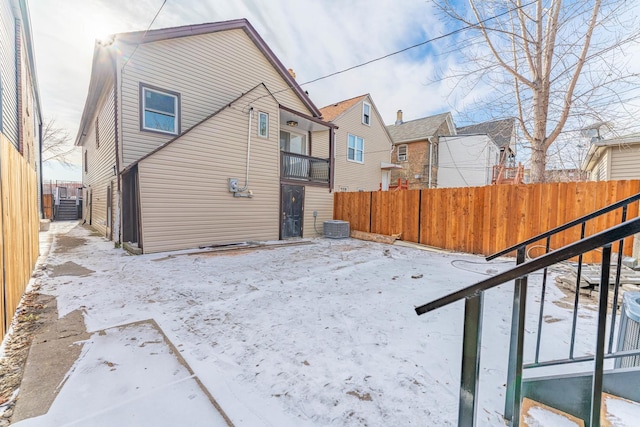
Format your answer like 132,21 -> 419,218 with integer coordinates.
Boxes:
9,222 -> 232,427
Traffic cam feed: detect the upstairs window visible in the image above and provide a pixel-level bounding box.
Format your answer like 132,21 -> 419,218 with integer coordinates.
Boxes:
258,112 -> 269,138
348,134 -> 364,163
362,102 -> 371,126
95,117 -> 100,148
397,144 -> 407,161
141,84 -> 180,135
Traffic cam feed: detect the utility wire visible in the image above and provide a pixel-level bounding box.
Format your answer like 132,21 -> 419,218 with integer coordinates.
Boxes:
121,0 -> 168,71
241,0 -> 538,110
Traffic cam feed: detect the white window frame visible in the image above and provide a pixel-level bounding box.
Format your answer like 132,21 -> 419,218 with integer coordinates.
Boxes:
347,134 -> 364,164
258,112 -> 269,138
362,102 -> 371,126
397,144 -> 408,162
140,84 -> 180,135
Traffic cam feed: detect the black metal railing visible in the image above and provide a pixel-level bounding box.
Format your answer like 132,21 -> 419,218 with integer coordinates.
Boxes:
281,151 -> 330,184
415,205 -> 640,426
487,192 -> 640,426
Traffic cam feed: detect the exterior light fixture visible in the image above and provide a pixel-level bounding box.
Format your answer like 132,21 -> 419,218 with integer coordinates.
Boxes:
286,120 -> 298,127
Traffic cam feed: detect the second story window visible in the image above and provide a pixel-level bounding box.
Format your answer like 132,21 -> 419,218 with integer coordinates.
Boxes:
95,117 -> 100,149
362,102 -> 371,125
397,144 -> 408,161
141,84 -> 180,135
347,134 -> 364,163
258,112 -> 269,138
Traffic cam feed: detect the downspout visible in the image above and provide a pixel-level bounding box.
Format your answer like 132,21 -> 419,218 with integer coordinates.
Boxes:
113,62 -> 121,243
329,126 -> 335,192
427,137 -> 433,188
233,107 -> 253,197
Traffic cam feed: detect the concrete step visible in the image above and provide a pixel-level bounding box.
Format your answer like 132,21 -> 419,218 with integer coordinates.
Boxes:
601,393 -> 640,427
521,397 -> 585,427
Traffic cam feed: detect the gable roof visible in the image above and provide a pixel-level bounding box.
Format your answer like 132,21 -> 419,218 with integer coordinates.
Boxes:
75,19 -> 320,145
386,112 -> 454,144
319,95 -> 367,122
581,133 -> 640,171
457,118 -> 515,149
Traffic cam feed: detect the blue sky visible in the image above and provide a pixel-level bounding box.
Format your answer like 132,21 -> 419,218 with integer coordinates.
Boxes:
29,0 -> 640,179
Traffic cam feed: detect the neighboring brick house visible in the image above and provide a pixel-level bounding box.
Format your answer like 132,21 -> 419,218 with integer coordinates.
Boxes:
386,111 -> 456,189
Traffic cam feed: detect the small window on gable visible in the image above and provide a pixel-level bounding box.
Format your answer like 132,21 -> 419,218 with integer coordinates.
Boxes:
258,112 -> 268,138
362,102 -> 371,126
347,134 -> 364,163
95,117 -> 100,149
141,84 -> 180,135
397,144 -> 408,162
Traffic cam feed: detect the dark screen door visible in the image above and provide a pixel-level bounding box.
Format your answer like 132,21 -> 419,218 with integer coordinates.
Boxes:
281,184 -> 304,238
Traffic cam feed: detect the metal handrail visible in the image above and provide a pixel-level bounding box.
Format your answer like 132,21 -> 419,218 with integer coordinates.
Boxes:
415,217 -> 640,426
486,192 -> 640,261
415,217 -> 640,315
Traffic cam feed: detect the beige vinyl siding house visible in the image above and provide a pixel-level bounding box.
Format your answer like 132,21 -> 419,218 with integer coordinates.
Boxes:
76,19 -> 335,253
81,82 -> 118,239
582,134 -> 640,181
319,94 -> 394,192
117,28 -> 311,167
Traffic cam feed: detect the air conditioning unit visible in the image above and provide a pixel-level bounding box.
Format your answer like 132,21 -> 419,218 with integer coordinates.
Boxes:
324,220 -> 350,239
615,291 -> 640,368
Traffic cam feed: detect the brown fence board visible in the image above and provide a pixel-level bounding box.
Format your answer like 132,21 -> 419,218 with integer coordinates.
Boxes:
333,180 -> 640,263
1,135 -> 40,340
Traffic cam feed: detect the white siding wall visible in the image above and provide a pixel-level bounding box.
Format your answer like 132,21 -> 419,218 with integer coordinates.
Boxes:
117,29 -> 311,167
303,186 -> 333,238
82,82 -> 117,237
609,144 -> 640,180
438,135 -> 499,188
592,150 -> 610,181
137,85 -> 281,253
331,97 -> 392,192
0,0 -> 18,147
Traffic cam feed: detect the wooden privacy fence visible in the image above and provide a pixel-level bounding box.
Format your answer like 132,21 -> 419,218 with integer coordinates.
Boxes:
334,180 -> 640,263
0,134 -> 40,341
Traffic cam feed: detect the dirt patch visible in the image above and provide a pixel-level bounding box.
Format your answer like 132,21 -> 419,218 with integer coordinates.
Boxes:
0,285 -> 53,414
49,261 -> 94,277
54,234 -> 87,252
346,390 -> 372,401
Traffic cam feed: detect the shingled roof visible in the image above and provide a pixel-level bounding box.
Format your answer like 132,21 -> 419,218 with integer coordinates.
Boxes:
386,112 -> 453,143
457,118 -> 515,149
319,95 -> 367,122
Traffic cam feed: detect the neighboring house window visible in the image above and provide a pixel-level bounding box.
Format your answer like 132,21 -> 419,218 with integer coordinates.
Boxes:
95,117 -> 100,149
258,112 -> 268,138
280,130 -> 307,154
140,84 -> 180,134
84,150 -> 88,173
397,144 -> 408,161
347,134 -> 364,163
362,102 -> 371,126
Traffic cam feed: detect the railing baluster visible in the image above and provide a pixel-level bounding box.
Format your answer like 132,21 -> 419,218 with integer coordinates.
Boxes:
591,244 -> 612,427
570,222 -> 587,359
459,293 -> 484,427
504,246 -> 527,426
534,237 -> 551,364
608,205 -> 628,354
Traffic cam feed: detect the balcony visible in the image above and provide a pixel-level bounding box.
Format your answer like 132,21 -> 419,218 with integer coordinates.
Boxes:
281,151 -> 330,185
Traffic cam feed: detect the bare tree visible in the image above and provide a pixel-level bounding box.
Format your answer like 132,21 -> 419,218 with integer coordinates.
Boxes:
41,119 -> 78,167
437,0 -> 640,182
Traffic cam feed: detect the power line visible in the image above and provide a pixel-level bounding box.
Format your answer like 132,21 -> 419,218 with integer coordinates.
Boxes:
121,0 -> 168,71
241,0 -> 537,110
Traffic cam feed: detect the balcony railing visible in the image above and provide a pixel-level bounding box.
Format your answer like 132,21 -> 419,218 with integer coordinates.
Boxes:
281,151 -> 330,185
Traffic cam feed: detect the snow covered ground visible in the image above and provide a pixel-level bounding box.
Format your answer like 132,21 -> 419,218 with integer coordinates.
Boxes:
14,223 -> 606,426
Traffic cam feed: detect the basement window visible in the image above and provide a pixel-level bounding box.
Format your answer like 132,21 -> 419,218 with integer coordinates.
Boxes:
140,84 -> 180,135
